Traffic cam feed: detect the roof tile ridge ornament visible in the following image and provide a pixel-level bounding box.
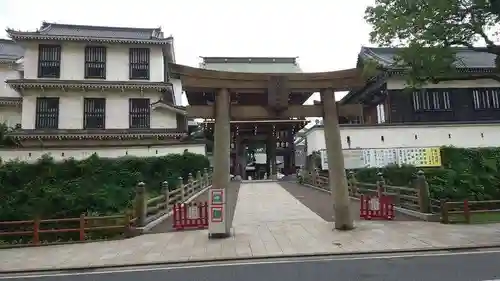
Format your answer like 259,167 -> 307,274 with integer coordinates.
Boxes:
39,21 -> 52,33
360,46 -> 393,66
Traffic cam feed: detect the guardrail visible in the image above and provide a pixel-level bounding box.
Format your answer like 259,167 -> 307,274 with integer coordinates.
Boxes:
441,199 -> 500,224
133,169 -> 213,227
301,169 -> 433,213
0,214 -> 130,245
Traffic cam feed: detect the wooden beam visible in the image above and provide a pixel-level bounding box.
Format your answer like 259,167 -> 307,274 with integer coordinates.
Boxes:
186,105 -> 363,118
182,77 -> 268,90
181,76 -> 365,92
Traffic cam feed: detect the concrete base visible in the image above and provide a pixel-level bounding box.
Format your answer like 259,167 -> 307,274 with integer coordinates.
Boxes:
242,179 -> 277,183
208,232 -> 232,239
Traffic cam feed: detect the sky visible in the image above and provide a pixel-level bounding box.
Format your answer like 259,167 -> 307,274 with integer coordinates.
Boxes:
0,0 -> 375,115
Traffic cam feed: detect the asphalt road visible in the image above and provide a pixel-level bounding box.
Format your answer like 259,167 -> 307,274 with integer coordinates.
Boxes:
2,249 -> 500,281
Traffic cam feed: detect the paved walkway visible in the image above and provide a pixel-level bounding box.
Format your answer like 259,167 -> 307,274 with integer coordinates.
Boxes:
1,220 -> 500,272
279,182 -> 417,221
1,181 -> 500,272
232,182 -> 324,226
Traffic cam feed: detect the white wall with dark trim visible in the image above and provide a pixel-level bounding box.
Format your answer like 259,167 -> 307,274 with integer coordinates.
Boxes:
0,143 -> 206,163
305,123 -> 500,154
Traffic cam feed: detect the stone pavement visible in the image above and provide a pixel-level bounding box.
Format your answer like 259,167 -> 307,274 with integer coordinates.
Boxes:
232,181 -> 324,226
1,220 -> 500,272
1,182 -> 500,272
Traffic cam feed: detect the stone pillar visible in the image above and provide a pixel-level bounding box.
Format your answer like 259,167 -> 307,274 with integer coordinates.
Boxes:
321,88 -> 354,231
234,136 -> 242,176
209,88 -> 231,238
239,140 -> 246,180
268,132 -> 278,180
287,130 -> 295,175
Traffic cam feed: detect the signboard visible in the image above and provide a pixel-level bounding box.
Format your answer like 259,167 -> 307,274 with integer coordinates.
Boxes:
343,149 -> 365,169
211,207 -> 223,222
320,150 -> 329,170
320,147 -> 442,170
210,190 -> 224,204
187,205 -> 200,219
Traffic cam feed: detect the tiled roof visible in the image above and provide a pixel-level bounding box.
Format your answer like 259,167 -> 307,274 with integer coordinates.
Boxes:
6,22 -> 172,45
340,47 -> 498,104
200,57 -> 303,73
0,39 -> 24,62
360,47 -> 497,69
6,79 -> 173,91
9,128 -> 187,140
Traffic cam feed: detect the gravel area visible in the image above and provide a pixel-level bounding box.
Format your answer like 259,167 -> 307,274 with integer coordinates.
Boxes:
278,181 -> 418,221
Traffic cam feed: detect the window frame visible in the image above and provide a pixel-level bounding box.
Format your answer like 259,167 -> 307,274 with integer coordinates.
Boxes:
83,98 -> 106,129
129,48 -> 150,80
412,89 -> 452,112
84,46 -> 107,79
37,44 -> 61,78
35,97 -> 59,129
472,88 -> 500,110
129,98 -> 151,128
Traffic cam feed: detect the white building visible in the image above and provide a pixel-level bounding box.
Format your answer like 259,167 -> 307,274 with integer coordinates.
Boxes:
0,22 -> 205,162
298,47 -> 500,169
0,39 -> 23,128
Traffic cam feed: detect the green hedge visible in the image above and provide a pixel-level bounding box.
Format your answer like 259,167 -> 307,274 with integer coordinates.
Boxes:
0,152 -> 210,221
353,147 -> 500,201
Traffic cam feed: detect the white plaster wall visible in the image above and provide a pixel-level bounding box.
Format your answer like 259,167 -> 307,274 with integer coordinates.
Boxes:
0,143 -> 206,163
170,78 -> 184,106
305,123 -> 500,153
0,65 -> 22,127
0,106 -> 21,128
22,42 -> 164,82
387,78 -> 500,90
0,65 -> 22,97
21,90 -> 176,130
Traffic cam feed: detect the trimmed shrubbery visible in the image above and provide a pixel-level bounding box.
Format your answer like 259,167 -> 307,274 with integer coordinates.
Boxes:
0,152 -> 210,221
353,147 -> 500,201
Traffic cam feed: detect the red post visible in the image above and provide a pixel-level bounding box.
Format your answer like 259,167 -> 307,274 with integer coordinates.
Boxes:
33,217 -> 40,245
464,200 -> 471,223
79,214 -> 86,241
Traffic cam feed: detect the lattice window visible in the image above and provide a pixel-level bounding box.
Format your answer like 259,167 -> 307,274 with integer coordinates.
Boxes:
85,46 -> 106,79
472,88 -> 500,109
129,98 -> 150,128
35,97 -> 59,129
129,48 -> 150,80
84,98 -> 106,129
412,89 -> 451,111
38,45 -> 61,78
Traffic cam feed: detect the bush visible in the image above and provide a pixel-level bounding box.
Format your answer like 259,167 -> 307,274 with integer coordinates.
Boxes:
351,147 -> 500,201
0,152 -> 210,221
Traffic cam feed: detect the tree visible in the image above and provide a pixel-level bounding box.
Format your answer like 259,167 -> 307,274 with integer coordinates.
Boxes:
365,0 -> 500,86
0,123 -> 19,147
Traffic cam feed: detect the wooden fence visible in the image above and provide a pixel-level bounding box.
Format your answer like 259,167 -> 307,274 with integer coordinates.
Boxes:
302,169 -> 433,213
0,169 -> 213,246
441,199 -> 500,224
302,169 -> 500,224
0,214 -> 130,245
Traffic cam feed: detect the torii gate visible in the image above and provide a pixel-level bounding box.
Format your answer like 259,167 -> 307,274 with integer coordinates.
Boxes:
169,63 -> 365,237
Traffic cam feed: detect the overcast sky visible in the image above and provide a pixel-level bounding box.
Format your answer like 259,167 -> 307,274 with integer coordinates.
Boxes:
0,0 -> 375,109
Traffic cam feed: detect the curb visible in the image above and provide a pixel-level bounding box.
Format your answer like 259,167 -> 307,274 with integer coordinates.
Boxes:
2,243 -> 500,274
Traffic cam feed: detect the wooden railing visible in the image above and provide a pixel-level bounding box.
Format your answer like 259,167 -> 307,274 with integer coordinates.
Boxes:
301,169 -> 433,213
0,214 -> 130,245
133,169 -> 213,227
441,199 -> 500,224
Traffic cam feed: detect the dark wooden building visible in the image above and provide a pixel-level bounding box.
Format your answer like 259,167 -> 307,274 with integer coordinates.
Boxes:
341,47 -> 500,124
